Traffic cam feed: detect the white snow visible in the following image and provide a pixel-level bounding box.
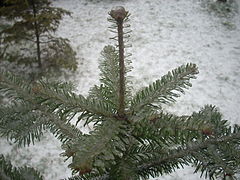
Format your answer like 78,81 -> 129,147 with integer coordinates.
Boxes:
1,0 -> 240,179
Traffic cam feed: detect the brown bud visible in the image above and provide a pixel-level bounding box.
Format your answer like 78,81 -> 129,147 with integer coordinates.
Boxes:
202,128 -> 213,136
32,83 -> 42,94
79,168 -> 92,175
148,114 -> 159,123
224,173 -> 233,177
109,6 -> 128,21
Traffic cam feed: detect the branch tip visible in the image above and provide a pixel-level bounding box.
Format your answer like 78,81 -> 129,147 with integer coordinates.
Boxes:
110,6 -> 128,21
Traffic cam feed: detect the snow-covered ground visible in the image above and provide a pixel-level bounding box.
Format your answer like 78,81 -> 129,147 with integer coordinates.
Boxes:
1,0 -> 240,179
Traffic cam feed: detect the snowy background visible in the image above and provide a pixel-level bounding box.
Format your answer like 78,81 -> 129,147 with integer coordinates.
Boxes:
0,0 -> 240,179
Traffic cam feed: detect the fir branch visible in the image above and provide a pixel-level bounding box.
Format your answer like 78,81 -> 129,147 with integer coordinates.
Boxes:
89,46 -> 119,110
0,72 -> 83,145
0,102 -> 46,146
89,44 -> 132,116
133,105 -> 227,144
42,109 -> 83,143
32,104 -> 83,144
130,63 -> 198,114
67,174 -> 109,180
62,119 -> 128,175
0,100 -> 82,146
193,125 -> 240,179
0,71 -> 114,120
130,106 -> 239,179
0,71 -> 32,101
0,155 -> 43,180
33,81 -> 115,119
137,128 -> 240,179
110,153 -> 139,180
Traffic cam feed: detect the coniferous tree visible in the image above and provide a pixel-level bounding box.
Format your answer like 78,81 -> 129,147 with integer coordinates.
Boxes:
0,7 -> 240,180
0,0 -> 77,76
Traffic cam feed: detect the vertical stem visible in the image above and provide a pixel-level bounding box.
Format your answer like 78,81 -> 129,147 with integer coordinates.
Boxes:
109,6 -> 128,119
117,19 -> 125,117
31,0 -> 42,69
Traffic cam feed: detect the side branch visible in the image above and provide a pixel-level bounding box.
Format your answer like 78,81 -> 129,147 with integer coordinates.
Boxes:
130,63 -> 198,114
137,131 -> 240,172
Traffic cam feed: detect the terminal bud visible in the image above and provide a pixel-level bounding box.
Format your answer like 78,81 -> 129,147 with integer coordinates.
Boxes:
110,6 -> 127,21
